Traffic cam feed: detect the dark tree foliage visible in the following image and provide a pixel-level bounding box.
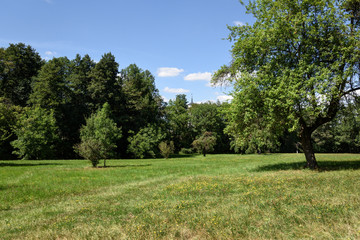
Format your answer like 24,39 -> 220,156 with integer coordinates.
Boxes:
0,43 -> 43,106
29,57 -> 75,158
165,94 -> 193,152
119,64 -> 164,156
189,101 -> 231,153
88,53 -> 120,112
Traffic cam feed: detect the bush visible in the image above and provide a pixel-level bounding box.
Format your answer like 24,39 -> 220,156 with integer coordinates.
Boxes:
179,148 -> 194,154
159,141 -> 174,158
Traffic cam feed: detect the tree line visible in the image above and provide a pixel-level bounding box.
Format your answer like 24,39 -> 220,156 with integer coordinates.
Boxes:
0,43 -> 231,161
1,42 -> 359,162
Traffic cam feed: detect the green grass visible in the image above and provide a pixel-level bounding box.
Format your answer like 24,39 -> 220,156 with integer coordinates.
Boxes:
1,154 -> 360,239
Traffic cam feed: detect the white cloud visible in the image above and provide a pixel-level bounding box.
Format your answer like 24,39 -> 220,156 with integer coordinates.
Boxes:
45,51 -> 56,55
157,67 -> 184,77
234,21 -> 245,26
184,72 -> 212,81
217,95 -> 233,102
164,87 -> 190,94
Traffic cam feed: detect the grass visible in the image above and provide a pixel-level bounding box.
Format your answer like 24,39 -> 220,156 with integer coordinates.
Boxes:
1,153 -> 360,239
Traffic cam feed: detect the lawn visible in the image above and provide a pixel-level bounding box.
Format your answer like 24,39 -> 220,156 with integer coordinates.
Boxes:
1,154 -> 360,239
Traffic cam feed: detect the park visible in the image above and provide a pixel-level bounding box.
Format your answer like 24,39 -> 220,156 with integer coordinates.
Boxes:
2,0 -> 360,238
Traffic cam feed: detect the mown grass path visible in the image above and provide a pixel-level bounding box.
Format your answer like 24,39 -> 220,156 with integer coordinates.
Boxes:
1,154 -> 360,239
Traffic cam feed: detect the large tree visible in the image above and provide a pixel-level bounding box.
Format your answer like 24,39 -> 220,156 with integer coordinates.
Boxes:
0,43 -> 43,106
214,0 -> 360,169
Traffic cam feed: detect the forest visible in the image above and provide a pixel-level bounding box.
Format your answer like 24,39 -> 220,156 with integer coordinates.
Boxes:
1,43 -> 360,161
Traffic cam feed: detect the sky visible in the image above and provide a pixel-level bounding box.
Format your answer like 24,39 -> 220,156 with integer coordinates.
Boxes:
1,0 -> 254,103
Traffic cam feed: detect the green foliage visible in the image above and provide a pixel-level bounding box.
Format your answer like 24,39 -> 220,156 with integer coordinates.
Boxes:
189,101 -> 230,153
165,94 -> 193,151
158,141 -> 174,159
214,0 -> 360,167
11,107 -> 59,160
127,124 -> 165,159
0,43 -> 43,106
179,147 -> 194,154
192,131 -> 217,156
120,64 -> 164,132
88,53 -> 120,111
0,98 -> 22,159
76,102 -> 122,167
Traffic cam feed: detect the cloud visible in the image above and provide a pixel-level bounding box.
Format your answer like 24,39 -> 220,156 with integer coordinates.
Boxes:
216,95 -> 233,102
157,67 -> 184,77
164,87 -> 190,94
184,72 -> 212,81
234,21 -> 245,26
45,51 -> 56,55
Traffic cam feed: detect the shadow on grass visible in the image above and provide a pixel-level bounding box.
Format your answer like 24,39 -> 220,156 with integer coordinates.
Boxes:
0,162 -> 63,167
97,164 -> 152,168
254,160 -> 360,172
169,154 -> 197,159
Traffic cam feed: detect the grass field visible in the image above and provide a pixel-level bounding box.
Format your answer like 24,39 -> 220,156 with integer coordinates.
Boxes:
1,154 -> 360,239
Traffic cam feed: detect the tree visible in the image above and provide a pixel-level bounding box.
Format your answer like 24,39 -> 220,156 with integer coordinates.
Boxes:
29,57 -> 74,158
165,94 -> 193,151
0,43 -> 43,106
76,103 -> 122,167
189,102 -> 230,153
192,131 -> 217,157
88,53 -> 120,112
214,0 -> 360,169
11,107 -> 59,160
0,98 -> 21,159
119,64 -> 164,156
127,124 -> 164,159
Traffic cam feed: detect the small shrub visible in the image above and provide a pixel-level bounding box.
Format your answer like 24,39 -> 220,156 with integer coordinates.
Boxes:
75,139 -> 102,167
159,141 -> 174,158
179,147 -> 194,154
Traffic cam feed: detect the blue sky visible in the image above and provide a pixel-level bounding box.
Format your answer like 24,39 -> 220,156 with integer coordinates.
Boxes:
1,0 -> 253,103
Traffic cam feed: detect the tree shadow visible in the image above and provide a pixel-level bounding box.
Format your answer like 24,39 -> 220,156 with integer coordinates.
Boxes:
97,164 -> 152,168
169,154 -> 197,159
254,160 -> 360,172
0,162 -> 63,167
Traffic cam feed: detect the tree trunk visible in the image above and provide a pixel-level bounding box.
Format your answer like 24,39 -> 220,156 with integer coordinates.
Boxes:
300,126 -> 319,169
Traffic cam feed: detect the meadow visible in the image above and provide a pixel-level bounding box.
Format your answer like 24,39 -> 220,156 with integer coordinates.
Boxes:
1,154 -> 360,239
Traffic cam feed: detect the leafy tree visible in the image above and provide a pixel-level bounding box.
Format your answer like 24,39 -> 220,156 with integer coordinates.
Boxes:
29,57 -> 74,157
119,64 -> 164,156
214,0 -> 360,169
76,103 -> 122,167
159,141 -> 175,159
120,64 -> 164,131
127,124 -> 164,159
192,131 -> 217,157
0,43 -> 43,106
0,98 -> 21,159
189,102 -> 230,153
165,94 -> 193,151
88,53 -> 120,112
11,107 -> 59,160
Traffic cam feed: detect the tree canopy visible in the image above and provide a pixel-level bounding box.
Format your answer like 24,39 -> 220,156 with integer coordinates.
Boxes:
214,0 -> 360,168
